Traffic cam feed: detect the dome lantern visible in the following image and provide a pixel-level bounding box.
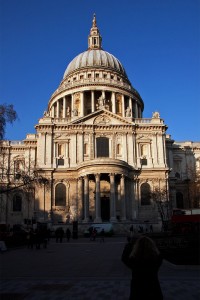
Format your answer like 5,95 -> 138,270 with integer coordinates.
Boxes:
88,13 -> 102,50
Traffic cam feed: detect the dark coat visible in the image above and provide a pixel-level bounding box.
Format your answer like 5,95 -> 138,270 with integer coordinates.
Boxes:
122,242 -> 163,300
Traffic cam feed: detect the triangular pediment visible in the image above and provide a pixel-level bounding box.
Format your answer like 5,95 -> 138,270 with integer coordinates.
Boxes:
69,109 -> 133,126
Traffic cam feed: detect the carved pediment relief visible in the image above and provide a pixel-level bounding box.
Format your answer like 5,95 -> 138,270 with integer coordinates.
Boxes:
70,109 -> 132,126
94,115 -> 111,125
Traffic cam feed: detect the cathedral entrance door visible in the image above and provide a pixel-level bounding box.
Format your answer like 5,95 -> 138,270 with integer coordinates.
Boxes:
101,196 -> 110,221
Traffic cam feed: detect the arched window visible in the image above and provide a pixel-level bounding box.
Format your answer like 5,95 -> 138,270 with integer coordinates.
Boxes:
13,194 -> 22,211
141,183 -> 151,205
55,183 -> 66,206
96,137 -> 109,157
176,192 -> 184,208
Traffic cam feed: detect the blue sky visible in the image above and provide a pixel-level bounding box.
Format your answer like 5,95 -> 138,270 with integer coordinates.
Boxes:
0,0 -> 200,141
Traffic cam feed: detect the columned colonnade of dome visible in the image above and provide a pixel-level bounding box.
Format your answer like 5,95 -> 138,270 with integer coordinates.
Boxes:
49,89 -> 143,121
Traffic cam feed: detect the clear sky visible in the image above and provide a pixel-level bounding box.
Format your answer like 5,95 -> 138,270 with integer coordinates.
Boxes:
0,0 -> 199,142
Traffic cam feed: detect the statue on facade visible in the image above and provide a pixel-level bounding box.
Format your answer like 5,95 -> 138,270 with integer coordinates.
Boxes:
97,95 -> 106,109
66,107 -> 70,117
43,110 -> 49,117
152,111 -> 160,118
98,95 -> 105,107
125,106 -> 131,117
73,108 -> 78,116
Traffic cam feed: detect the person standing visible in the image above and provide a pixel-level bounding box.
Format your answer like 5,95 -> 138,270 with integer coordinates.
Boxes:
129,225 -> 134,237
66,228 -> 71,242
100,228 -> 105,242
121,235 -> 163,300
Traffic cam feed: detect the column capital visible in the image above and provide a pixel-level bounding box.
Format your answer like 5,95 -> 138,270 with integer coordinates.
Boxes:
109,173 -> 116,177
95,173 -> 101,180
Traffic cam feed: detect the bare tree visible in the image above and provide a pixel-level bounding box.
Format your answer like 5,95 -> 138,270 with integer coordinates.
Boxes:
0,103 -> 18,140
151,187 -> 171,230
0,149 -> 50,224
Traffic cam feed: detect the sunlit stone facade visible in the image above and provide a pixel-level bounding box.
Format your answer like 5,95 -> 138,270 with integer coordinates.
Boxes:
1,15 -> 199,231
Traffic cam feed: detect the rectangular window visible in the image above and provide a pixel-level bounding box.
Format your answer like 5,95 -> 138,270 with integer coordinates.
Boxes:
58,144 -> 65,156
97,137 -> 109,157
58,158 -> 64,166
141,158 -> 147,166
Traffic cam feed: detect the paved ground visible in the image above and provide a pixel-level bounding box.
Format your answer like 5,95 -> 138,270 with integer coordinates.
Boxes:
0,236 -> 200,300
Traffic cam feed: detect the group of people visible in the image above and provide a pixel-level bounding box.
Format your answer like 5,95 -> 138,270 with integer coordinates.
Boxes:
25,224 -> 163,299
26,227 -> 50,249
55,227 -> 71,243
26,227 -> 72,248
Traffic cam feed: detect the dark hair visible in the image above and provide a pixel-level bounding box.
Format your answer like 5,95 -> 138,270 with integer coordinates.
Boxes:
130,236 -> 160,259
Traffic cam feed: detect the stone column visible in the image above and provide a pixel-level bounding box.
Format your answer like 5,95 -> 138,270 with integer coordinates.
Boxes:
52,105 -> 55,118
91,91 -> 95,112
80,92 -> 84,117
129,97 -> 132,117
109,173 -> 117,222
94,174 -> 102,223
134,179 -> 140,219
56,101 -> 59,118
66,139 -> 70,167
63,96 -> 66,118
131,179 -> 137,220
71,94 -> 74,117
83,175 -> 89,222
78,177 -> 83,221
120,174 -> 126,221
122,95 -> 125,117
112,92 -> 116,114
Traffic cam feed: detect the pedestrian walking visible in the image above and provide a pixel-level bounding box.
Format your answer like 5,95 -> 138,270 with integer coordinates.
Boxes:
55,227 -> 64,243
129,225 -> 134,237
100,228 -> 105,242
91,228 -> 97,241
121,235 -> 163,300
66,228 -> 71,242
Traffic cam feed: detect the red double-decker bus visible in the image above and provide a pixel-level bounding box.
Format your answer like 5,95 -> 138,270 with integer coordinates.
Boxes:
171,209 -> 200,234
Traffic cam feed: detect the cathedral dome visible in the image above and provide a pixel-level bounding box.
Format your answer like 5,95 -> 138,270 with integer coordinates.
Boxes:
63,49 -> 127,78
48,14 -> 144,118
63,14 -> 128,80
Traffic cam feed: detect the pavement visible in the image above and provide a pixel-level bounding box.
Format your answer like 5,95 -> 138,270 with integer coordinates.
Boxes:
0,236 -> 200,300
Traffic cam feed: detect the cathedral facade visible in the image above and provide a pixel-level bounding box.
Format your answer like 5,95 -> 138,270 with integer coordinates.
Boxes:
1,16 -> 200,232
